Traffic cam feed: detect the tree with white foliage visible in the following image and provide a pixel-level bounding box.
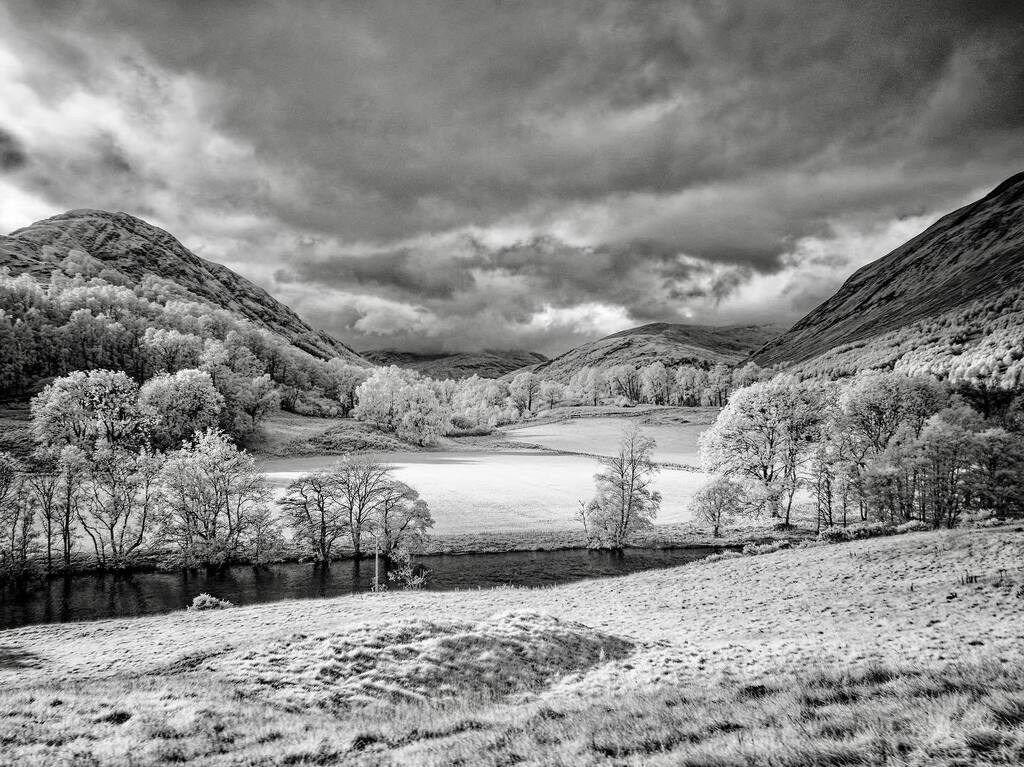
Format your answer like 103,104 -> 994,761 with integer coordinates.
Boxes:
539,379 -> 565,410
139,368 -> 224,449
577,425 -> 661,548
157,429 -> 274,566
699,376 -> 827,525
640,361 -> 671,404
691,477 -> 751,537
510,370 -> 541,413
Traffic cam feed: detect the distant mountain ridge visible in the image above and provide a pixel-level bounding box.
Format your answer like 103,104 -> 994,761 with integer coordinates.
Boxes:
362,349 -> 547,379
754,172 -> 1024,371
0,209 -> 365,364
527,322 -> 784,383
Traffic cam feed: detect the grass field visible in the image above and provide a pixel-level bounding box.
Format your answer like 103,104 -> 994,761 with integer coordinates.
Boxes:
260,451 -> 707,534
258,408 -> 716,536
2,526 -> 1023,765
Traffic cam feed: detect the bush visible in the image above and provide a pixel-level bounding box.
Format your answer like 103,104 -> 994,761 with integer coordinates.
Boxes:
187,593 -> 236,611
818,527 -> 851,543
704,550 -> 742,562
819,522 -> 895,544
742,540 -> 791,556
847,522 -> 894,539
896,520 -> 931,534
449,415 -> 475,430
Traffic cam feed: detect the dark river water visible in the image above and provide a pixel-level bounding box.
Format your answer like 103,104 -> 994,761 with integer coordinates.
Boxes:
0,547 -> 719,630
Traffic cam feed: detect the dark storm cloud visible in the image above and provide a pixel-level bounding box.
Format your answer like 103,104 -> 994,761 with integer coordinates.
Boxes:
0,128 -> 26,172
2,0 -> 1024,352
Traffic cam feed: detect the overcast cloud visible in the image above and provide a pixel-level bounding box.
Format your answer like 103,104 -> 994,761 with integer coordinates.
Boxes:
1,1 -> 1023,355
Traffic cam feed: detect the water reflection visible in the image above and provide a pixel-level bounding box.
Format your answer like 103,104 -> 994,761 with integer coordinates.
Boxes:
0,546 -> 719,630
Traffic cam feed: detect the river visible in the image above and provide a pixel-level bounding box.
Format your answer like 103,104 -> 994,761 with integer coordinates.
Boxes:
0,546 -> 720,630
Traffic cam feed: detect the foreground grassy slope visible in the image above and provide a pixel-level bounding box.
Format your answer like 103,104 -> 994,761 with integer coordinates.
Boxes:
2,528 -> 1023,765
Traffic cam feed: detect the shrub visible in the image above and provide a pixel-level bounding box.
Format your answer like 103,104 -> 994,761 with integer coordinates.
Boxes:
187,593 -> 236,611
742,540 -> 790,556
818,527 -> 851,543
896,520 -> 931,534
847,522 -> 894,539
704,550 -> 742,562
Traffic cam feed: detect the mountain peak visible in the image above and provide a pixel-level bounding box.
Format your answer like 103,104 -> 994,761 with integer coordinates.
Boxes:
753,172 -> 1024,368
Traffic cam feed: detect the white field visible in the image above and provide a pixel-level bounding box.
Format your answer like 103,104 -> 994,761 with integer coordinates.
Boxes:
260,451 -> 707,534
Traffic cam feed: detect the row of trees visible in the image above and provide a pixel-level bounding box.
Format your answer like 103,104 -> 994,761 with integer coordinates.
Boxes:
349,360 -> 773,446
696,371 -> 1024,533
0,370 -> 433,580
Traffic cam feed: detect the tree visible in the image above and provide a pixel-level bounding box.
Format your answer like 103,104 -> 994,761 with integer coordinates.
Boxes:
606,365 -> 642,403
371,480 -> 434,557
835,371 -> 948,519
77,446 -> 161,567
699,377 -> 827,525
706,364 -> 732,406
691,477 -> 750,537
640,362 -> 671,405
158,429 -> 273,565
31,370 -> 149,452
237,374 -> 281,432
0,451 -> 34,580
674,365 -> 709,406
139,368 -> 224,449
325,360 -> 370,415
142,327 -> 203,374
568,367 -> 605,406
539,380 -> 565,410
329,458 -> 396,558
577,425 -> 661,548
510,371 -> 541,413
280,471 -> 349,563
353,366 -> 420,431
396,382 -> 448,446
24,465 -> 60,573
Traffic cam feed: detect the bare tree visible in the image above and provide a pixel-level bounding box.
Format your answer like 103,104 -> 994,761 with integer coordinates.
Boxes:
280,470 -> 349,563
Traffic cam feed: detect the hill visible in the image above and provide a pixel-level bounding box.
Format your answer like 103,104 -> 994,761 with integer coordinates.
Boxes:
2,527 -> 1022,764
361,349 -> 547,379
754,172 -> 1024,382
529,322 -> 783,382
0,209 -> 364,364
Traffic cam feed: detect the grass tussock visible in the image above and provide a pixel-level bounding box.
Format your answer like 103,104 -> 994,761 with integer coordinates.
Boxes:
214,611 -> 633,711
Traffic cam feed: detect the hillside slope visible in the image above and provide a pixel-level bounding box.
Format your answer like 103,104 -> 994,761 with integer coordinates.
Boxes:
0,209 -> 364,364
362,349 -> 547,379
754,172 -> 1024,370
530,323 -> 782,382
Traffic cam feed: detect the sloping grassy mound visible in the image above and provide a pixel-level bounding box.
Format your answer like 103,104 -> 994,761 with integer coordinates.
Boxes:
216,611 -> 633,711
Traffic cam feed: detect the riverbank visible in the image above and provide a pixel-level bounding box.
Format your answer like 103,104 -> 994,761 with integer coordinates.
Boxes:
2,526 -> 1023,765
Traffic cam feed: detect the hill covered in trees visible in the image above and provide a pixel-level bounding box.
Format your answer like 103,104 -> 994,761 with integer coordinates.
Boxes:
754,172 -> 1024,384
362,349 -> 547,380
1,210 -> 364,364
529,323 -> 782,384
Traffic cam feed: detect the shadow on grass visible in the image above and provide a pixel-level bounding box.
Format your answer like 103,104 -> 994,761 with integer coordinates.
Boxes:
0,644 -> 40,670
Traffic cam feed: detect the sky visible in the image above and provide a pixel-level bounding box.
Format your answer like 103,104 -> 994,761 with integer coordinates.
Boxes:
1,1 -> 1023,356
